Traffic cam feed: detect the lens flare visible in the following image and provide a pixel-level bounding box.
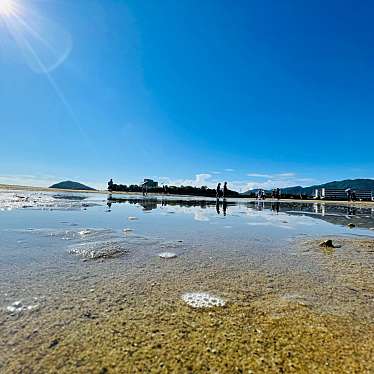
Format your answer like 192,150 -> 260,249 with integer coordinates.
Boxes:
0,0 -> 15,16
0,1 -> 87,141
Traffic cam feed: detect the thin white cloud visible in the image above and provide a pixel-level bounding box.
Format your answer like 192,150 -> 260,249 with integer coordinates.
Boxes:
224,168 -> 235,172
157,172 -> 316,192
0,174 -> 102,190
0,174 -> 58,187
247,172 -> 296,178
277,172 -> 296,177
159,173 -> 214,187
247,173 -> 272,178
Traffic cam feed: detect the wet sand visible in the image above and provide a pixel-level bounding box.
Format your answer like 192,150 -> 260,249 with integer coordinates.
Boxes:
1,234 -> 373,373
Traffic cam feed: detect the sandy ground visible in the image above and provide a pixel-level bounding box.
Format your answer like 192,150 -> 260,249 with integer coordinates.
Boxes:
1,235 -> 373,373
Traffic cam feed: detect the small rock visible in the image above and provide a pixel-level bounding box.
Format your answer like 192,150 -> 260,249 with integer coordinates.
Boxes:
49,339 -> 59,348
319,239 -> 334,248
347,223 -> 355,228
128,216 -> 138,221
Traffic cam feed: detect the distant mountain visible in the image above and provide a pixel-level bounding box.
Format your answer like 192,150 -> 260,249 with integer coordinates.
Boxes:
49,181 -> 96,191
243,179 -> 374,196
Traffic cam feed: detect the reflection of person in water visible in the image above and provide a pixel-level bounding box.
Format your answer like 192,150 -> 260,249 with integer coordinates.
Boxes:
216,198 -> 220,214
223,198 -> 227,216
107,200 -> 112,212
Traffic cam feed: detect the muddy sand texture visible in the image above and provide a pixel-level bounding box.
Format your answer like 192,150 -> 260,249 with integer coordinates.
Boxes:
1,237 -> 374,373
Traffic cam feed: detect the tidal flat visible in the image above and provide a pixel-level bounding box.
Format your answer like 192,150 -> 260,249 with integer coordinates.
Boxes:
0,191 -> 373,373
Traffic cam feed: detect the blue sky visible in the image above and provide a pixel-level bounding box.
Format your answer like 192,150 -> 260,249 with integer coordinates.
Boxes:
0,0 -> 373,190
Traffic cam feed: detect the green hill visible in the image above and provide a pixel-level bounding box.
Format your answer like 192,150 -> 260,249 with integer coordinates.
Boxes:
244,179 -> 374,196
49,181 -> 96,191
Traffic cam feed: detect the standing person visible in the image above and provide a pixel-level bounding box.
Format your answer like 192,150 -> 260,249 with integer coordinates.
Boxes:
142,182 -> 148,196
108,178 -> 114,192
345,188 -> 352,202
223,182 -> 228,198
216,183 -> 222,199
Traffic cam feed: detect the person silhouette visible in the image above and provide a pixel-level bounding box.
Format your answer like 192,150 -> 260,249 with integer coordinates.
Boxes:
216,183 -> 222,199
223,182 -> 228,198
108,178 -> 114,192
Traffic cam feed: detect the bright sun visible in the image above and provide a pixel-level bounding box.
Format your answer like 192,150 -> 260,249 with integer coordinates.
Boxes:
0,0 -> 15,16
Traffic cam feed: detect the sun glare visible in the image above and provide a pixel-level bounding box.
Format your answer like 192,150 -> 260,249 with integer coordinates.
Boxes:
0,0 -> 15,16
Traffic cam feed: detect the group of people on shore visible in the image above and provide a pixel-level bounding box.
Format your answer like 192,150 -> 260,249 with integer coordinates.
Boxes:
216,182 -> 228,199
257,188 -> 281,200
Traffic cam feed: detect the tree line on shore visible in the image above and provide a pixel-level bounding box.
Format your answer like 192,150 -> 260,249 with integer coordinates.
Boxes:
108,182 -> 240,198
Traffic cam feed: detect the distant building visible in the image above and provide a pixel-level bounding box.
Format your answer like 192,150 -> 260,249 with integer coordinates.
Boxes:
314,188 -> 373,201
143,179 -> 158,188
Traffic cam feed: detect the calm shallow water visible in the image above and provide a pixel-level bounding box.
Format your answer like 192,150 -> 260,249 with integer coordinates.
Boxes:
0,190 -> 373,314
1,191 -> 374,372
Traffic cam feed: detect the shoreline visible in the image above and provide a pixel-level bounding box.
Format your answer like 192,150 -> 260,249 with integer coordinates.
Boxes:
1,183 -> 374,208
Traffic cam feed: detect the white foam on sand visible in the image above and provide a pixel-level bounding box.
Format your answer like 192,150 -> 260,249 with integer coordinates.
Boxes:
5,300 -> 40,315
181,292 -> 226,308
158,252 -> 177,259
0,191 -> 94,210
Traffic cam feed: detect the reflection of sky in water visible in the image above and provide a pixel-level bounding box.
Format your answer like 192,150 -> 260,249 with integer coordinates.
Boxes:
1,191 -> 374,315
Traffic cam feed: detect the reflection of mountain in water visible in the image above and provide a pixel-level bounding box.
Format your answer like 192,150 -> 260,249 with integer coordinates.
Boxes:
108,196 -> 374,229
